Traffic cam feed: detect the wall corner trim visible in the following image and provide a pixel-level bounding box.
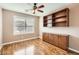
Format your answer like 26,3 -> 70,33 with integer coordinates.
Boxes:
68,48 -> 79,53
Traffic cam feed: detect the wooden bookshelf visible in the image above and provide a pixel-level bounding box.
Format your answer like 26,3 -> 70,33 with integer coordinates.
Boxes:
43,8 -> 69,27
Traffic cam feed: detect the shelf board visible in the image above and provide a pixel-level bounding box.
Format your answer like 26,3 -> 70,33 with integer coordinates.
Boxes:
47,23 -> 52,24
54,15 -> 66,19
54,21 -> 67,23
47,19 -> 52,20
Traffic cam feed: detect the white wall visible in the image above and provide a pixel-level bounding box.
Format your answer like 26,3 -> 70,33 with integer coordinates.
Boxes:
39,4 -> 79,52
2,9 -> 39,43
41,27 -> 79,38
0,7 -> 2,49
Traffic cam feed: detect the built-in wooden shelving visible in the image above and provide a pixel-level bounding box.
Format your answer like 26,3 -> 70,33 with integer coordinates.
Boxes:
43,8 -> 69,27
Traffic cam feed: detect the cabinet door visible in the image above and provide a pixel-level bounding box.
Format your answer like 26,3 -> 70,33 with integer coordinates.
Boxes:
58,35 -> 68,50
48,34 -> 54,45
43,33 -> 49,42
49,34 -> 58,46
53,34 -> 59,46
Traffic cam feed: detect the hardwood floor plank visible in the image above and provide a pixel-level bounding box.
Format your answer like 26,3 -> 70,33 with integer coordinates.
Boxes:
0,39 -> 73,55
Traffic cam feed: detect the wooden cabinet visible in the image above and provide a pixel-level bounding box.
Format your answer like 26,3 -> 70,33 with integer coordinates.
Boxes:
43,33 -> 69,50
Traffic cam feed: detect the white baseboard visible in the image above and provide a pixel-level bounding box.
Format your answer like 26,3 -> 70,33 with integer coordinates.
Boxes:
68,48 -> 79,53
2,37 -> 39,45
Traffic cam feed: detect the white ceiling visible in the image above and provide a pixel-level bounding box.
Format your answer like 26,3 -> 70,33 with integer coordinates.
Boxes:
0,3 -> 71,16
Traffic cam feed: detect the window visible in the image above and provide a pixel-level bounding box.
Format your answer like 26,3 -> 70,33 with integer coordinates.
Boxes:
13,16 -> 35,35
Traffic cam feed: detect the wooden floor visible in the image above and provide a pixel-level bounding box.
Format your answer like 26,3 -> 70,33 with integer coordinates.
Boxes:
0,39 -> 76,55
